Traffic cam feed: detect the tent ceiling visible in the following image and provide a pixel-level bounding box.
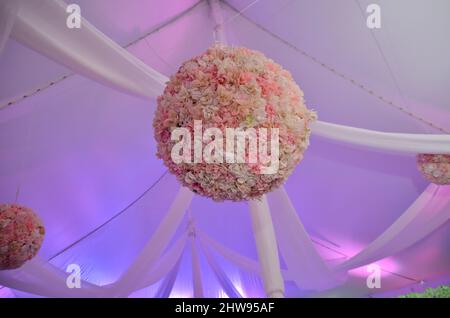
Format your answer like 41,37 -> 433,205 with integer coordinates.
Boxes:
0,0 -> 449,297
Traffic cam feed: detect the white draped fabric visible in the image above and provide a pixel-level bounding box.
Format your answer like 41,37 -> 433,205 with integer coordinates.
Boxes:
268,184 -> 449,288
268,187 -> 343,290
200,241 -> 242,298
154,258 -> 182,298
0,0 -> 21,56
0,257 -> 104,298
0,187 -> 193,297
111,187 -> 193,297
11,0 -> 167,99
1,183 -> 448,297
0,225 -> 188,298
133,233 -> 188,292
311,121 -> 450,154
197,229 -> 292,281
5,1 -> 448,155
335,184 -> 450,272
198,230 -> 261,275
201,185 -> 449,291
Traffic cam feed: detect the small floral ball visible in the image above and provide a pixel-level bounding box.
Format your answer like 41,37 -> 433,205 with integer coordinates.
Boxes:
153,45 -> 316,201
417,154 -> 450,185
0,204 -> 45,270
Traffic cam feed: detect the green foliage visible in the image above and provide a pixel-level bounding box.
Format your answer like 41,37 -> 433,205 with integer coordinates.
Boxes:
399,285 -> 450,298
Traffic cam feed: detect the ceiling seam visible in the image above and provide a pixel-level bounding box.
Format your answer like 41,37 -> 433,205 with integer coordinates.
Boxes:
353,0 -> 414,129
221,1 -> 449,134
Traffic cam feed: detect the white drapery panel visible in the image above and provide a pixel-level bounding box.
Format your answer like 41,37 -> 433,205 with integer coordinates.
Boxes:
0,226 -> 189,298
0,0 -> 21,56
111,187 -> 193,297
1,0 -> 449,299
154,257 -> 182,298
335,184 -> 450,272
0,187 -> 193,297
0,256 -> 104,298
268,185 -> 449,288
6,1 -> 448,155
197,229 -> 292,280
268,187 -> 343,290
198,230 -> 261,274
311,121 -> 450,154
200,241 -> 242,298
1,184 -> 448,297
11,0 -> 167,99
133,233 -> 188,292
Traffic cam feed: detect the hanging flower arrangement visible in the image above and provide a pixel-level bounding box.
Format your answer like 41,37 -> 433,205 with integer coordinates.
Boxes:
0,204 -> 45,270
154,45 -> 316,201
417,153 -> 450,185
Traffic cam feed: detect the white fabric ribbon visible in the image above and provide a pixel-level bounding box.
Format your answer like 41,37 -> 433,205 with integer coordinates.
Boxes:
311,121 -> 450,154
268,187 -> 343,290
133,233 -> 188,292
197,229 -> 293,280
335,184 -> 450,272
200,240 -> 243,298
8,1 -> 449,154
154,257 -> 182,298
11,0 -> 167,99
112,187 -> 193,296
0,0 -> 22,56
0,187 -> 193,297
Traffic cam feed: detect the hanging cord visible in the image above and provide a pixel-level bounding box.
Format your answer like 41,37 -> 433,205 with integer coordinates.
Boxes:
47,170 -> 168,260
354,0 -> 423,132
221,1 -> 449,134
143,37 -> 177,74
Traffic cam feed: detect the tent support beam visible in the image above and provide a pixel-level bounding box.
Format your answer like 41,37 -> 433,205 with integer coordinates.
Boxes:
249,196 -> 285,298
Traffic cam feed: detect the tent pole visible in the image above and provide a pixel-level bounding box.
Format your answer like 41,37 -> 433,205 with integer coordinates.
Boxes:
248,195 -> 285,298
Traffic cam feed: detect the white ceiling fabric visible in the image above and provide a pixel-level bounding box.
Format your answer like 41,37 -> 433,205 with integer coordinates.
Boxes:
6,0 -> 449,153
0,0 -> 21,56
0,0 -> 449,298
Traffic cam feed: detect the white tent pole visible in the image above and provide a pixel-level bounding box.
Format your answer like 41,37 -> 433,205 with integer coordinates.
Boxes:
248,195 -> 285,298
208,0 -> 227,44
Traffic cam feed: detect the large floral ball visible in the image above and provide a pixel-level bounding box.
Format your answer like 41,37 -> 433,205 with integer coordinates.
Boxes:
0,204 -> 45,270
154,45 -> 316,201
417,154 -> 450,185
